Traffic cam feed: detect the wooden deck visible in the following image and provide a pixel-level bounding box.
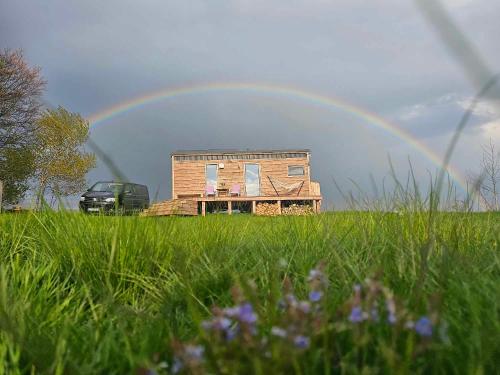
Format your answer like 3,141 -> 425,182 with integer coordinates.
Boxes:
141,195 -> 322,217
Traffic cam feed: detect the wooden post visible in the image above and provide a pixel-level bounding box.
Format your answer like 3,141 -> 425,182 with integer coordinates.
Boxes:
252,200 -> 256,214
314,200 -> 320,214
201,201 -> 206,216
277,200 -> 282,215
228,200 -> 232,215
0,180 -> 3,213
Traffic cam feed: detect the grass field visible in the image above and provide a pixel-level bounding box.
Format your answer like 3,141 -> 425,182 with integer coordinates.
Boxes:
0,210 -> 499,374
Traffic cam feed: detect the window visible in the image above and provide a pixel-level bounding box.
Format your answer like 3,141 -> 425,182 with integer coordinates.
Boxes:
206,164 -> 218,188
245,164 -> 260,196
288,166 -> 305,176
137,185 -> 148,195
89,182 -> 123,193
124,184 -> 136,193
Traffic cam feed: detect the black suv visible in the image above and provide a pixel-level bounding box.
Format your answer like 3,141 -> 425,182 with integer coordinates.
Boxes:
79,181 -> 149,214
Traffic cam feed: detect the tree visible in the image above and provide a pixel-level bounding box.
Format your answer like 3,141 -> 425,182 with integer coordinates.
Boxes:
34,107 -> 96,207
479,139 -> 500,211
469,138 -> 500,211
0,49 -> 45,204
0,147 -> 35,205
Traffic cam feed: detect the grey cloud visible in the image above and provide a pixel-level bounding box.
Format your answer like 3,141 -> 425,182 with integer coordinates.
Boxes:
392,93 -> 500,139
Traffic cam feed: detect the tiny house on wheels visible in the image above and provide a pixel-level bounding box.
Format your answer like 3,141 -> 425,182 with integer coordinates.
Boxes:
143,149 -> 322,216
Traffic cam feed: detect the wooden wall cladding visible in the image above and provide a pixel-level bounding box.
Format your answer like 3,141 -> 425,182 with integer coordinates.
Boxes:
173,157 -> 312,198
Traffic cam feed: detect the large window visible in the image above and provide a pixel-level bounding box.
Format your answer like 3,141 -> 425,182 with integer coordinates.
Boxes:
206,164 -> 218,188
245,164 -> 260,196
288,165 -> 305,176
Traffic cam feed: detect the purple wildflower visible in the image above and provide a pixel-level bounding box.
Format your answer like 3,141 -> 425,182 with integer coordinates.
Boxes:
386,297 -> 396,324
388,312 -> 397,324
278,299 -> 287,310
349,306 -> 364,323
299,301 -> 311,314
171,344 -> 204,374
307,267 -> 328,287
202,316 -> 232,332
185,345 -> 204,360
238,303 -> 258,324
223,306 -> 240,318
226,325 -> 239,341
309,290 -> 323,302
201,320 -> 212,331
307,269 -> 322,282
285,293 -> 298,307
171,358 -> 183,374
350,306 -> 364,322
386,296 -> 395,310
219,317 -> 232,330
415,316 -> 433,337
294,335 -> 310,349
271,326 -> 287,338
370,307 -> 379,322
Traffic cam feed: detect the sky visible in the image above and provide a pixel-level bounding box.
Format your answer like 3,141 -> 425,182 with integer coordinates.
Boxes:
1,0 -> 499,207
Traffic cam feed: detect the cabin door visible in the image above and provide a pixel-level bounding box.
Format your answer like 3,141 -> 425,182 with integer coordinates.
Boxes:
245,164 -> 260,196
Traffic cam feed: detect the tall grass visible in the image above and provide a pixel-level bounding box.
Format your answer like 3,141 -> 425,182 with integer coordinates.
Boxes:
0,209 -> 498,373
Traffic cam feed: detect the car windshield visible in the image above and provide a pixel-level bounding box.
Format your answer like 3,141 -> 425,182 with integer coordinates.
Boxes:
89,182 -> 124,193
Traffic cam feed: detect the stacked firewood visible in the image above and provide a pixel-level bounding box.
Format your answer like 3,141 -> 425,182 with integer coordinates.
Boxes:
141,199 -> 198,216
255,202 -> 281,216
255,202 -> 316,216
282,204 -> 315,216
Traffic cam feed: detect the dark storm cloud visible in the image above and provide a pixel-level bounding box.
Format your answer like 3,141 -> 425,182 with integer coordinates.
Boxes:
1,0 -> 499,206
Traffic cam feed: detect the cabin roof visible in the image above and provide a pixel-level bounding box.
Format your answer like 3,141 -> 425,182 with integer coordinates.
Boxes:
171,148 -> 310,156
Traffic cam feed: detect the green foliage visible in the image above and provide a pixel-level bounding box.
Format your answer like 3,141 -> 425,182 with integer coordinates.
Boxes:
0,211 -> 498,374
0,147 -> 35,205
0,49 -> 45,205
34,107 -> 95,202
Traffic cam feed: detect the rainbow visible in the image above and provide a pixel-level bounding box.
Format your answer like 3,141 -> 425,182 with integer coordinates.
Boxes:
87,81 -> 468,192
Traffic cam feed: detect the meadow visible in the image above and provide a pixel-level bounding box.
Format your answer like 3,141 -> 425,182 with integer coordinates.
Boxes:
0,210 -> 499,374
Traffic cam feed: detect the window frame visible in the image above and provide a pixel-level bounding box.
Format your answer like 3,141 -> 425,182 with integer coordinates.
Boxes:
288,165 -> 305,177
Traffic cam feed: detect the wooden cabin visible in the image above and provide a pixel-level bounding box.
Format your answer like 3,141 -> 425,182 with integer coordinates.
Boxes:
158,149 -> 321,216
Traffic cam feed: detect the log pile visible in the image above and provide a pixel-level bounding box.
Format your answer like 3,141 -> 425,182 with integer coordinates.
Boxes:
255,202 -> 316,216
141,199 -> 198,216
255,202 -> 281,216
282,204 -> 315,216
